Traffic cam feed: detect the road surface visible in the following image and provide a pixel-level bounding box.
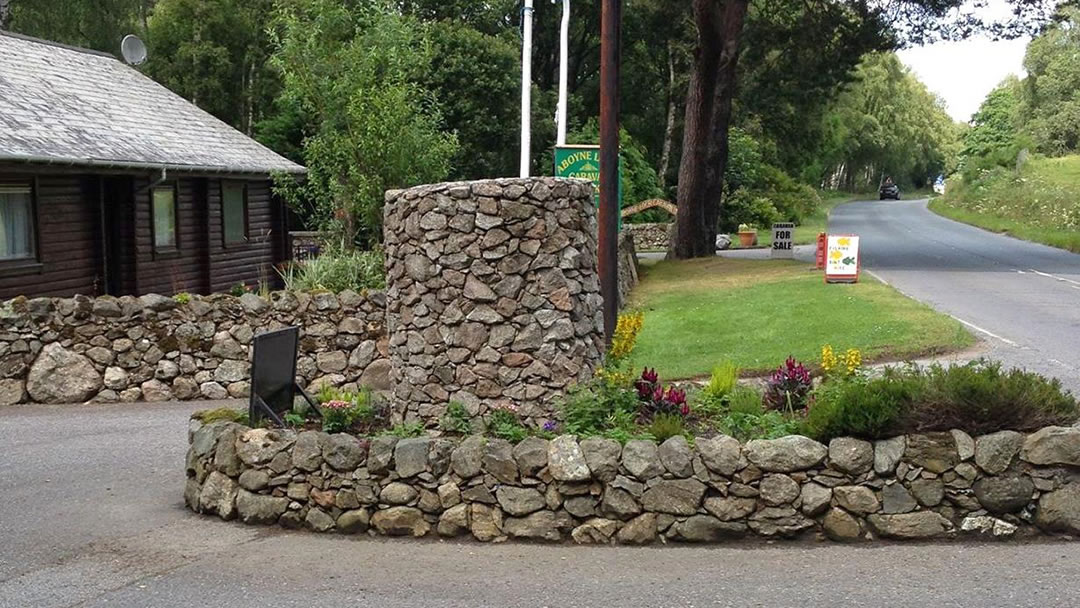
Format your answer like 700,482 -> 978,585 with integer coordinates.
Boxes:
830,198 -> 1080,394
3,401 -> 1080,607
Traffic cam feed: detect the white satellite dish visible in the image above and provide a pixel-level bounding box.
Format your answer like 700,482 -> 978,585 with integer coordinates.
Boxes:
120,34 -> 147,65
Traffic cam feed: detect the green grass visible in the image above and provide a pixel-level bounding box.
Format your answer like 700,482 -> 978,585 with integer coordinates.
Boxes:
932,155 -> 1080,253
628,257 -> 974,380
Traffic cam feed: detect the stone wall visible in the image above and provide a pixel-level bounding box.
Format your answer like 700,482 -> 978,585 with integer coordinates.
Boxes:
185,423 -> 1080,544
383,178 -> 605,427
0,291 -> 389,406
625,223 -> 671,252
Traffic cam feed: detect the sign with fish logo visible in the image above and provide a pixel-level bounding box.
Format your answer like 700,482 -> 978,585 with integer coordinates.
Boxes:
825,234 -> 860,283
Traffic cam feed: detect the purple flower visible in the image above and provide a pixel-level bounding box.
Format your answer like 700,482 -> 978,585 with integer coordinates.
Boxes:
543,420 -> 558,433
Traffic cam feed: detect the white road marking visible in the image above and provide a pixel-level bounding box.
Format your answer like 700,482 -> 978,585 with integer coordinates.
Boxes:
1027,268 -> 1080,289
948,316 -> 1021,347
865,270 -> 1022,348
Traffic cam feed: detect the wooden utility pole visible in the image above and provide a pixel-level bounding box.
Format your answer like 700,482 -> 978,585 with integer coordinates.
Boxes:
598,0 -> 621,345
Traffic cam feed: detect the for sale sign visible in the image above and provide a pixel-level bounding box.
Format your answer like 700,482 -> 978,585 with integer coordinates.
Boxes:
825,234 -> 860,283
771,222 -> 795,259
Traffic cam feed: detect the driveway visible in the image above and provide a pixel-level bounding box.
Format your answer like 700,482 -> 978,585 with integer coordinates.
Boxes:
830,198 -> 1080,394
2,401 -> 1080,607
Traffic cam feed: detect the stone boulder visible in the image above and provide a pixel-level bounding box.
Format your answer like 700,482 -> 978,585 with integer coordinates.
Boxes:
695,435 -> 744,476
579,438 -> 620,482
548,435 -> 591,481
371,507 -> 430,536
236,490 -> 289,524
571,518 -> 620,544
616,513 -> 657,545
1020,427 -> 1080,467
1035,483 -> 1080,535
496,486 -> 546,516
873,436 -> 906,475
675,515 -> 746,542
658,436 -> 694,478
904,433 -> 959,473
503,511 -> 561,541
823,508 -> 863,541
744,436 -> 827,472
641,478 -> 706,515
974,430 -> 1024,475
829,437 -> 874,475
26,343 -> 102,403
973,475 -> 1034,514
323,434 -> 366,471
622,439 -> 663,479
0,378 -> 25,406
867,512 -> 952,539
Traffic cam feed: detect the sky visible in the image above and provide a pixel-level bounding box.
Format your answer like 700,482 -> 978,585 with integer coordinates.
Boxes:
897,0 -> 1031,124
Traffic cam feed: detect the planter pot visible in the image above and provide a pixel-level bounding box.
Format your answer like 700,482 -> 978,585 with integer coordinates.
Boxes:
738,231 -> 757,247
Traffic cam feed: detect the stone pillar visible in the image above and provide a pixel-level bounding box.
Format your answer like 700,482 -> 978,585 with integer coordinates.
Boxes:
383,177 -> 604,427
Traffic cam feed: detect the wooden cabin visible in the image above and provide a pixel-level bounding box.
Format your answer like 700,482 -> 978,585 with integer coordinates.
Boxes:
0,32 -> 305,300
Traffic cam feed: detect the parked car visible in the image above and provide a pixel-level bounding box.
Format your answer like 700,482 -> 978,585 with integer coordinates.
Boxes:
879,183 -> 900,200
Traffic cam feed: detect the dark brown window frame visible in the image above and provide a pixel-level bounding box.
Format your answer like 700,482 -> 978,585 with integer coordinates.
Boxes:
0,177 -> 42,273
150,183 -> 180,258
221,180 -> 249,248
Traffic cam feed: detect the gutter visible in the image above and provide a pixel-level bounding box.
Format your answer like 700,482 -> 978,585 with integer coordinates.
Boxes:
0,152 -> 307,177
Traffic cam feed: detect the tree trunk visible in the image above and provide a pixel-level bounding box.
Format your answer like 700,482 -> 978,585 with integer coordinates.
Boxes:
0,0 -> 11,30
701,1 -> 749,241
671,0 -> 722,259
657,41 -> 677,191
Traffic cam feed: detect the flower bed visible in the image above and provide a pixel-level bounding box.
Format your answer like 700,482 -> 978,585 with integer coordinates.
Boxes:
185,419 -> 1080,543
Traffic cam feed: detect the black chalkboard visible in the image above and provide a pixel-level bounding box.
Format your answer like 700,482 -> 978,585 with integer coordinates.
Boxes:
248,327 -> 317,425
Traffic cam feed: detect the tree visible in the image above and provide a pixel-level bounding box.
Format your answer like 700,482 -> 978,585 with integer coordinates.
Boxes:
422,21 -> 520,180
964,77 -> 1022,160
4,0 -> 149,52
146,0 -> 277,134
1019,7 -> 1080,155
669,0 -> 1061,259
271,0 -> 458,247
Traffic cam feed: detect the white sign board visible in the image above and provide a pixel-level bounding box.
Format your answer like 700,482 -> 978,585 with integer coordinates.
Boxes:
825,235 -> 860,283
771,222 -> 795,259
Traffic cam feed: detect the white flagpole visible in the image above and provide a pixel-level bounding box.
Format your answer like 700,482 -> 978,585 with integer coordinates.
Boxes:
556,0 -> 570,146
520,0 -> 535,177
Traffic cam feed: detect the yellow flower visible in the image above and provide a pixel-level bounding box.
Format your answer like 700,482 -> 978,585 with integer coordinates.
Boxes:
821,344 -> 836,373
609,311 -> 644,361
844,348 -> 862,376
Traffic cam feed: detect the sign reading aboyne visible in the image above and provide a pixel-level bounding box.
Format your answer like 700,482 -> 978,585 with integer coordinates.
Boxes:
771,222 -> 795,259
554,144 -> 621,228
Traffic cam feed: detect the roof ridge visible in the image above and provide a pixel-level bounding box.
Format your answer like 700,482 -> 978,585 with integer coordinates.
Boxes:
0,30 -> 119,60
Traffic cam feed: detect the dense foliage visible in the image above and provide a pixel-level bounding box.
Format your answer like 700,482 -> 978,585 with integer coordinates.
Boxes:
279,247 -> 386,293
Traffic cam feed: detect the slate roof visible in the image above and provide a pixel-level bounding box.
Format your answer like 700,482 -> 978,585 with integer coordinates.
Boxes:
0,32 -> 305,175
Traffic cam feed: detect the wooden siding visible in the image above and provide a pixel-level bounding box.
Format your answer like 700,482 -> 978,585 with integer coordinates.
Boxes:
0,167 -> 286,299
0,173 -> 101,299
131,176 -> 210,295
206,180 -> 284,293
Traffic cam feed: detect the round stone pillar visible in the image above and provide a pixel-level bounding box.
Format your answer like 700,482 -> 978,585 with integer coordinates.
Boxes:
383,177 -> 604,427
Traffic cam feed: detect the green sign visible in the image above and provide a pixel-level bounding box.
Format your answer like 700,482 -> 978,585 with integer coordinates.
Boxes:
554,144 -> 621,228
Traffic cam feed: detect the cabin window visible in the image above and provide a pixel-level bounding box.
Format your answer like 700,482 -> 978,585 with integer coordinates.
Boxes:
152,186 -> 177,251
222,181 -> 248,244
0,184 -> 35,261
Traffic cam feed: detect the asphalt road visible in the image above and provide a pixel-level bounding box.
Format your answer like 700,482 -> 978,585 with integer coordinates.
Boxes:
4,401 -> 1080,607
830,198 -> 1080,394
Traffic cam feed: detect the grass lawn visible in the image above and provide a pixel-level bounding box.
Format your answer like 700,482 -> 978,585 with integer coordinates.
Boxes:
931,156 -> 1080,253
628,256 -> 974,380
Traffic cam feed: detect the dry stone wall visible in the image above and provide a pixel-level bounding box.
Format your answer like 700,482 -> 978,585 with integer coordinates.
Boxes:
383,178 -> 605,428
0,291 -> 389,405
185,423 -> 1080,544
625,223 -> 672,251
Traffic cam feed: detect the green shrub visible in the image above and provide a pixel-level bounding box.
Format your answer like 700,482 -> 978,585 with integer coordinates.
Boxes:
803,360 -> 1078,441
911,360 -> 1078,435
561,379 -> 639,437
803,371 -> 916,441
440,401 -> 472,434
728,386 -> 765,416
648,413 -> 686,443
489,406 -> 529,442
701,361 -> 739,405
384,422 -> 426,438
716,410 -> 800,442
173,292 -> 192,305
280,247 -> 385,293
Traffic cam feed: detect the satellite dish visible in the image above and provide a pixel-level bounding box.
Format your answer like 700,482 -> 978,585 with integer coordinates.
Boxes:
120,34 -> 147,65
